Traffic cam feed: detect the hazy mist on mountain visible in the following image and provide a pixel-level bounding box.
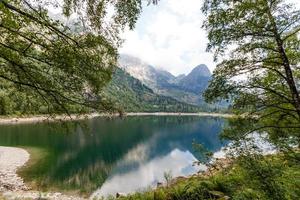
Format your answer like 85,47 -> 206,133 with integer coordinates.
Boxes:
119,54 -> 213,107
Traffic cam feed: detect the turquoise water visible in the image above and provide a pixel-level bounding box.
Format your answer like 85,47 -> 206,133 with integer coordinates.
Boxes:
0,116 -> 226,197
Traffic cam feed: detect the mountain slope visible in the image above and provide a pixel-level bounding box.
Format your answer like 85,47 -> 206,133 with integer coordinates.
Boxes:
175,64 -> 211,94
119,55 -> 175,91
119,55 -> 213,107
103,68 -> 203,112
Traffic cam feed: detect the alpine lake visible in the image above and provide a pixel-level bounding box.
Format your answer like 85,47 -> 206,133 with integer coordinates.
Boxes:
0,115 -> 227,198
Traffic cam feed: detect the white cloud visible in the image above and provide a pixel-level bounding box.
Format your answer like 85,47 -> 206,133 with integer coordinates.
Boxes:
120,0 -> 300,76
91,149 -> 204,198
120,0 -> 213,76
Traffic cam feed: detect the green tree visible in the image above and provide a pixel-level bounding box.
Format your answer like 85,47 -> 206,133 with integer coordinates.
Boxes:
202,0 -> 300,149
0,0 -> 157,115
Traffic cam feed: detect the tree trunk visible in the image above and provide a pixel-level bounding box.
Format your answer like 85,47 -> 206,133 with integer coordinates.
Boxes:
276,38 -> 300,118
266,2 -> 300,119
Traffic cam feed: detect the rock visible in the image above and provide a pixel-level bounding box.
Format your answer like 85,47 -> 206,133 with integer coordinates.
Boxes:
208,190 -> 225,198
2,191 -> 86,200
116,192 -> 126,198
156,182 -> 163,187
218,196 -> 230,200
0,146 -> 86,200
0,146 -> 30,194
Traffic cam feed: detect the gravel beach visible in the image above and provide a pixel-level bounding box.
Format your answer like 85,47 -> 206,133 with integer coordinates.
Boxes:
0,146 -> 30,192
0,112 -> 234,125
0,146 -> 85,200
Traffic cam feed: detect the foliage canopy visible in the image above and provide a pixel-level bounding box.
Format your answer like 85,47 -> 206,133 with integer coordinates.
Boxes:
202,0 -> 300,149
0,0 -> 156,115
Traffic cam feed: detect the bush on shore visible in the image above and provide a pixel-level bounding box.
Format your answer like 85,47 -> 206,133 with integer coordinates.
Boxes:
104,152 -> 299,200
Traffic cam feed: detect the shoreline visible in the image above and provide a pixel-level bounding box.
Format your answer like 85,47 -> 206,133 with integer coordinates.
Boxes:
0,146 -> 30,193
0,112 -> 234,125
126,112 -> 234,117
0,146 -> 84,200
0,145 -> 231,200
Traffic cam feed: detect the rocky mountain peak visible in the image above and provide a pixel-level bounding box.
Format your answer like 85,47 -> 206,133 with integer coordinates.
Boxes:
118,54 -> 212,106
188,64 -> 211,77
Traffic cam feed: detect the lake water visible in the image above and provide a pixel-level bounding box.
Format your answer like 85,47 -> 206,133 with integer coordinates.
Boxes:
0,116 -> 226,197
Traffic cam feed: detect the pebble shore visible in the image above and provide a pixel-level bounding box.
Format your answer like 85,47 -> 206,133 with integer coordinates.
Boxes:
0,146 -> 29,192
0,146 -> 85,200
0,112 -> 234,125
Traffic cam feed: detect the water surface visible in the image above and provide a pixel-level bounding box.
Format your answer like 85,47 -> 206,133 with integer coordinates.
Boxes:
0,116 -> 226,197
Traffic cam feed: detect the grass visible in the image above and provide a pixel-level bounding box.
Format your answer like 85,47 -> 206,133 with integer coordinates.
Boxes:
105,152 -> 300,200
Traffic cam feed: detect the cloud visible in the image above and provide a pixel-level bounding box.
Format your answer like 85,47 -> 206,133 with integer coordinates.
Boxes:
120,0 -> 300,76
92,149 -> 203,198
120,0 -> 214,76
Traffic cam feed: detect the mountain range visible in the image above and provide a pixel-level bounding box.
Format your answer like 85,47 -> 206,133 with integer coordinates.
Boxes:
119,54 -> 212,107
102,54 -> 228,112
102,68 -> 201,112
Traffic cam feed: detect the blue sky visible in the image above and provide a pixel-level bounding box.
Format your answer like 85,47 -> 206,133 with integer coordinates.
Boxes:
120,0 -> 300,76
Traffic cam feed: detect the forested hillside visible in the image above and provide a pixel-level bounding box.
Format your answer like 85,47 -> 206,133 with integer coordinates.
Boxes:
119,55 -> 226,108
0,68 -> 209,115
102,68 -> 205,112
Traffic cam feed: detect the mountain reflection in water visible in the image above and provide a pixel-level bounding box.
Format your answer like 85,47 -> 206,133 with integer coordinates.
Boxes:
93,148 -> 205,198
0,116 -> 226,196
